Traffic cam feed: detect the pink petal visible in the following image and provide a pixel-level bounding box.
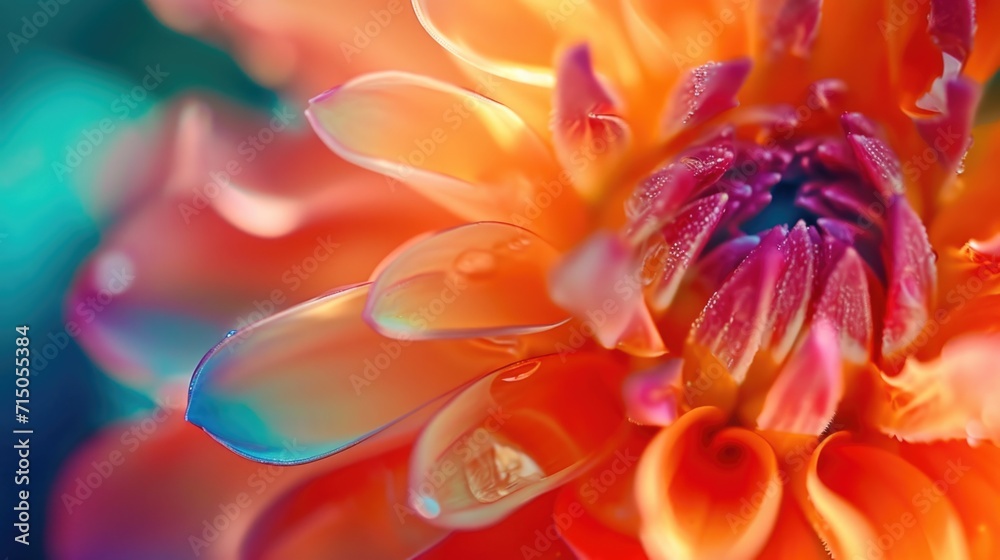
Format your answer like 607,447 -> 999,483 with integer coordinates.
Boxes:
664,59 -> 752,135
881,196 -> 937,361
186,284 -> 559,464
915,77 -> 979,173
689,228 -> 787,384
929,0 -> 975,62
625,164 -> 700,243
813,247 -> 873,364
757,320 -> 844,435
552,44 -> 631,198
763,222 -> 816,362
647,193 -> 729,311
843,113 -> 904,200
766,0 -> 822,57
408,352 -> 626,528
366,222 -> 567,339
549,231 -> 666,356
879,332 -> 1000,446
623,360 -> 683,427
694,235 -> 762,293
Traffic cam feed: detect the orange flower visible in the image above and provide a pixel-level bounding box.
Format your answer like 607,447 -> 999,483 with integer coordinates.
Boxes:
60,1 -> 1000,559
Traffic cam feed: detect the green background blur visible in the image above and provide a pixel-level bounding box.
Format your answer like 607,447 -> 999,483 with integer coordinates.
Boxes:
0,1 -> 275,556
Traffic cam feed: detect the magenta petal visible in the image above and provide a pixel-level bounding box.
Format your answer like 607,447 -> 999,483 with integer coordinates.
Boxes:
365,222 -> 568,340
664,58 -> 752,134
623,360 -> 683,426
550,232 -> 666,356
757,320 -> 843,435
929,0 -> 975,62
768,0 -> 822,57
626,164 -> 699,242
689,227 -> 787,383
186,283 -> 553,464
843,113 -> 904,199
915,77 -> 979,173
552,44 -> 630,195
813,247 -> 874,364
882,196 -> 937,361
764,222 -> 816,362
694,235 -> 762,292
647,193 -> 728,311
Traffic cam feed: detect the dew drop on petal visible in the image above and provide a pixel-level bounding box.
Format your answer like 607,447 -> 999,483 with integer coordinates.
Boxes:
454,249 -> 496,278
464,436 -> 546,503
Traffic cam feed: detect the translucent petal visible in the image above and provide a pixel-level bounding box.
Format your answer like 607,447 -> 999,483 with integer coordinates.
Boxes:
366,222 -> 567,339
186,284 -> 551,464
408,352 -> 626,528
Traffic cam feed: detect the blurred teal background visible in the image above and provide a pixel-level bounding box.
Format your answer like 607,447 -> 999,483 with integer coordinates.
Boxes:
0,1 -> 275,556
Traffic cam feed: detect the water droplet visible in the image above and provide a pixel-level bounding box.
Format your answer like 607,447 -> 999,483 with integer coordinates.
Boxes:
498,360 -> 541,382
225,330 -> 238,338
464,437 -> 545,503
454,249 -> 495,278
506,235 -> 531,251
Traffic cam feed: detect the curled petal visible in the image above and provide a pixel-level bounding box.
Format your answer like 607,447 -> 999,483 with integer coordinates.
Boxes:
408,352 -> 626,528
901,441 -> 1000,560
366,222 -> 567,339
636,407 -> 782,560
879,332 -> 1000,446
761,0 -> 823,58
186,284 -> 552,464
807,432 -> 969,560
757,321 -> 844,435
